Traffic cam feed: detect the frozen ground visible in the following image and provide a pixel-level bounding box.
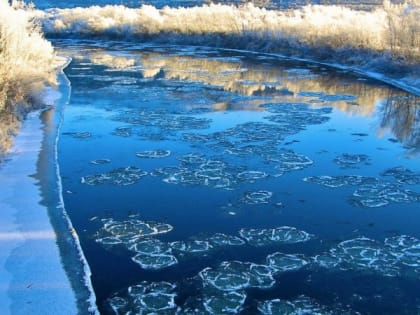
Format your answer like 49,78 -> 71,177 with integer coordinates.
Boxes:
0,109 -> 78,314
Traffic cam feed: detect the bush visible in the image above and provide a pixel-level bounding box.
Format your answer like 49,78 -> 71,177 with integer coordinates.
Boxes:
0,0 -> 57,112
0,0 -> 58,156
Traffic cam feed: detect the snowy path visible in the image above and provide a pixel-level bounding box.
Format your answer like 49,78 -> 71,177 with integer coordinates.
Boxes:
0,110 -> 79,315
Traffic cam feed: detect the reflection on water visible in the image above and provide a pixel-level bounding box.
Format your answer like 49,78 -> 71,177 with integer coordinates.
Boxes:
70,45 -> 420,152
0,110 -> 20,159
378,95 -> 420,155
59,47 -> 420,170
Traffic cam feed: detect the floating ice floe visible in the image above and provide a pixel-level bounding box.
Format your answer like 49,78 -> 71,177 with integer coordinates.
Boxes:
242,190 -> 273,204
128,238 -> 172,253
312,235 -> 420,278
96,236 -> 123,246
304,175 -> 420,208
311,253 -> 342,269
201,159 -> 228,170
81,166 -> 147,186
177,153 -> 207,165
159,232 -> 246,256
150,166 -> 187,177
96,218 -> 247,268
384,235 -> 420,269
96,217 -> 173,246
272,150 -> 313,175
132,252 -> 178,270
331,237 -> 399,275
182,132 -> 212,143
236,170 -> 268,182
381,166 -> 420,185
225,121 -> 288,143
112,126 -> 132,137
203,290 -> 247,314
163,168 -> 233,189
136,149 -> 171,158
258,295 -> 341,315
204,233 -> 246,247
156,155 -> 242,189
107,296 -> 128,315
352,182 -> 420,208
89,158 -> 111,165
264,103 -> 331,130
266,252 -> 309,274
113,109 -> 211,131
179,117 -> 315,178
239,226 -> 313,247
303,175 -> 378,188
128,238 -> 178,270
199,261 -> 275,291
334,153 -> 370,168
170,240 -> 214,254
107,281 -> 177,315
172,233 -> 246,257
313,237 -> 400,277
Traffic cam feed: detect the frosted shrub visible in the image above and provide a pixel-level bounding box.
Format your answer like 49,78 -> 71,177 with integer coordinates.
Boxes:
0,0 -> 57,113
383,0 -> 420,61
0,0 -> 59,156
36,1 -> 419,64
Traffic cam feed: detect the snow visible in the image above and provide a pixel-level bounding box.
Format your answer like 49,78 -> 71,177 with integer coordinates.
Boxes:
0,110 -> 79,314
0,69 -> 98,314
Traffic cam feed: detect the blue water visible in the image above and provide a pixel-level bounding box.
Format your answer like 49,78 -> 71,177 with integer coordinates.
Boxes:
51,38 -> 420,314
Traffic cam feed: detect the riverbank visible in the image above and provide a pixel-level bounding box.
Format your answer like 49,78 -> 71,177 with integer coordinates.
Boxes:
0,69 -> 98,314
0,107 -> 79,314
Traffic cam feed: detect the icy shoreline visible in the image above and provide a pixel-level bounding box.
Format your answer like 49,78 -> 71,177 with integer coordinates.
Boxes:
0,109 -> 79,314
0,67 -> 98,314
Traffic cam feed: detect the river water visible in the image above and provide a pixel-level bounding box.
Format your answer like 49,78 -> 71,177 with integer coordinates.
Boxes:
51,39 -> 420,314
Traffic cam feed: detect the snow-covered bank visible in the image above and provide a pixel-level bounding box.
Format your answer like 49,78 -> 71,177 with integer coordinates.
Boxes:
0,110 -> 79,314
34,1 -> 419,95
0,69 -> 98,314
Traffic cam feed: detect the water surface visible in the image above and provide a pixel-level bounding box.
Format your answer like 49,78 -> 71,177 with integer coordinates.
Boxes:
56,41 -> 420,314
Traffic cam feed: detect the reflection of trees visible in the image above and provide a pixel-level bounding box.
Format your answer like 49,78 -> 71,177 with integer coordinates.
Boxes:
138,51 -> 399,115
379,94 -> 420,154
82,46 -> 419,153
0,110 -> 20,159
86,47 -> 406,116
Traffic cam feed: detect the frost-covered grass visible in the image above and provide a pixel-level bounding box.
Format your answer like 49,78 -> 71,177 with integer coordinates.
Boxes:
0,0 -> 58,155
37,1 -> 419,63
33,1 -> 420,93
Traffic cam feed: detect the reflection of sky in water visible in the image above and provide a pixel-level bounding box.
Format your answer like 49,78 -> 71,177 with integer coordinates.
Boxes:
57,42 -> 420,314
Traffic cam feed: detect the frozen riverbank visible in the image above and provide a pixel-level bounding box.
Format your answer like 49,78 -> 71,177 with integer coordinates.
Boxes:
0,109 -> 78,314
0,71 -> 98,314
